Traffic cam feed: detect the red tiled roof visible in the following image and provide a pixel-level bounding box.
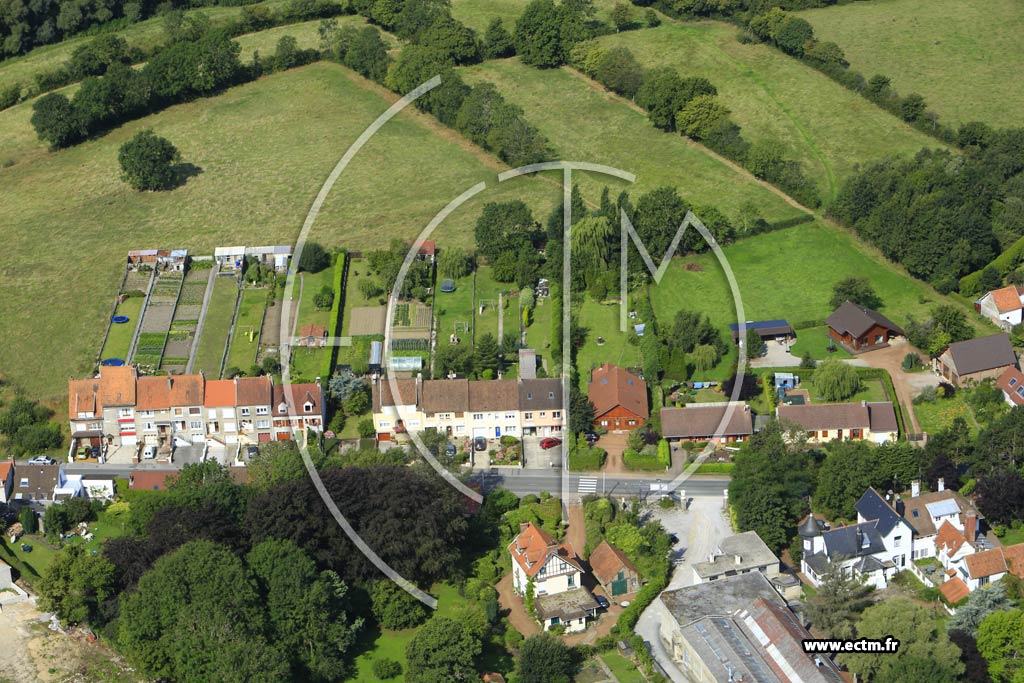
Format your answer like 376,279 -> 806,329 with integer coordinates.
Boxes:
1003,543 -> 1024,579
167,375 -> 204,406
204,379 -> 236,407
99,365 -> 136,406
129,470 -> 177,491
299,324 -> 326,338
135,376 -> 172,411
235,376 -> 271,406
273,383 -> 322,415
0,461 -> 12,482
589,540 -> 639,586
997,367 -> 1024,407
419,240 -> 436,256
68,378 -> 100,416
935,520 -> 969,558
988,285 -> 1024,313
589,363 -> 648,420
507,522 -> 582,579
966,547 -> 1009,579
939,577 -> 970,604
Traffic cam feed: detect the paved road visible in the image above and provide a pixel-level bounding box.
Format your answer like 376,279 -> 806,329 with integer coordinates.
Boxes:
470,469 -> 729,500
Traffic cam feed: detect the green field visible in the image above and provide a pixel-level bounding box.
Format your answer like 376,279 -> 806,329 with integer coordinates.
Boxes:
799,0 -> 1024,128
226,288 -> 268,370
649,222 -> 989,351
598,21 -> 939,201
524,291 -> 554,364
0,0 -> 292,93
460,58 -> 806,224
296,267 -> 336,331
600,653 -> 645,683
234,15 -> 390,63
576,295 -> 640,388
472,266 -> 506,341
914,394 -> 980,438
194,276 -> 240,377
451,0 -> 625,32
435,273 -> 476,345
1,61 -> 559,401
99,296 -> 144,362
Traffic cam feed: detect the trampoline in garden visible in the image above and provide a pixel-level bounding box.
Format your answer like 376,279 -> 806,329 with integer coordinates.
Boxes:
440,279 -> 456,293
101,358 -> 126,366
111,315 -> 130,323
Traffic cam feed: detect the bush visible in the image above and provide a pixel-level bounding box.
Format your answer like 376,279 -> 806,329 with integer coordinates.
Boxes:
623,448 -> 666,472
913,386 -> 938,404
298,242 -> 331,273
19,506 -> 37,534
119,130 -> 180,191
902,353 -> 921,371
358,417 -> 375,437
372,658 -> 402,679
370,581 -> 429,630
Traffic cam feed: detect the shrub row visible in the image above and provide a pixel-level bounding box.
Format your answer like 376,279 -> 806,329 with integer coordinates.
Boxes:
321,250 -> 347,381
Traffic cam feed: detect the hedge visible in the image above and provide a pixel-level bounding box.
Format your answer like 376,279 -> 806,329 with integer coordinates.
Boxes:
623,448 -> 667,472
959,233 -> 1024,294
569,445 -> 606,471
321,250 -> 347,380
612,573 -> 669,636
694,462 -> 734,474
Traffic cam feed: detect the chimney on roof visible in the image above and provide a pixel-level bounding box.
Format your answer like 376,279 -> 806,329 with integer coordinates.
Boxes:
912,480 -> 921,498
734,554 -> 742,566
862,400 -> 867,407
895,496 -> 905,517
520,522 -> 530,533
966,512 -> 977,544
166,377 -> 173,390
856,527 -> 864,548
938,478 -> 945,492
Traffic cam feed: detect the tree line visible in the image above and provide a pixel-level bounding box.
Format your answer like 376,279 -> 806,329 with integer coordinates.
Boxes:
508,0 -> 821,207
1,0 -> 345,111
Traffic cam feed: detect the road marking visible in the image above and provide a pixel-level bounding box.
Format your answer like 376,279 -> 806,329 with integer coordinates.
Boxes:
578,478 -> 597,494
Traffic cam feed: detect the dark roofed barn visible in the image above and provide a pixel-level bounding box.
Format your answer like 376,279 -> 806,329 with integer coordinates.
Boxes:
826,301 -> 904,353
728,319 -> 794,343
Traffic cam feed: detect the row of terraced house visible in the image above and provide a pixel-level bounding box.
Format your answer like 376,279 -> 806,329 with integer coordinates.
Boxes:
67,365 -> 324,458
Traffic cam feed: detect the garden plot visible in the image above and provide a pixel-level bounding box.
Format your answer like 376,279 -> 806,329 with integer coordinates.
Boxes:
161,267 -> 213,372
132,270 -> 183,367
193,275 -> 240,378
348,307 -> 387,336
226,288 -> 268,372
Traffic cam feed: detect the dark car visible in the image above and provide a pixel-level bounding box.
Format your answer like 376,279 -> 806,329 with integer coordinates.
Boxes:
668,533 -> 680,545
90,446 -> 101,458
474,437 -> 487,452
247,445 -> 260,459
595,595 -> 610,609
583,432 -> 599,444
540,437 -> 562,449
445,444 -> 457,457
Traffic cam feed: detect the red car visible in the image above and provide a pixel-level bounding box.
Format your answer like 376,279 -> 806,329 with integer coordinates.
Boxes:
540,437 -> 562,450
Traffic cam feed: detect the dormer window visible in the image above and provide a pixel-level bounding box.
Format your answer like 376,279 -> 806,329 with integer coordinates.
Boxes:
278,402 -> 288,414
304,402 -> 313,413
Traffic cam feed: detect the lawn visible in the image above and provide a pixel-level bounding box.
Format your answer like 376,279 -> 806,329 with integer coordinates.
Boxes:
193,275 -> 239,378
1,61 -> 559,401
600,653 -> 645,683
788,325 -> 851,361
599,21 -> 940,202
0,0 -> 293,93
473,265 -> 507,342
350,583 -> 463,682
226,288 -> 268,371
289,346 -> 324,382
648,222 -> 987,349
99,295 -> 144,362
798,0 -> 1024,128
233,15 -> 390,64
296,267 -> 336,332
802,376 -> 887,405
435,273 -> 476,345
576,295 -> 640,388
524,291 -> 554,365
914,394 -> 980,438
460,59 -> 807,224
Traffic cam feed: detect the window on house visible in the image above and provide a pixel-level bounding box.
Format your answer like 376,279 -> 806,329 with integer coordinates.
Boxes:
473,413 -> 483,420
548,392 -> 555,399
553,411 -> 561,419
174,408 -> 183,416
456,425 -> 465,433
189,407 -> 200,416
894,535 -> 903,547
379,421 -> 390,429
539,566 -> 547,576
119,408 -> 132,418
1017,386 -> 1024,398
506,426 -> 516,433
139,410 -> 154,417
1011,378 -> 1019,388
568,574 -> 575,587
527,393 -> 533,400
240,408 -> 250,416
189,421 -> 202,430
257,420 -> 270,429
524,412 -> 533,420
19,478 -> 28,488
256,406 -> 269,415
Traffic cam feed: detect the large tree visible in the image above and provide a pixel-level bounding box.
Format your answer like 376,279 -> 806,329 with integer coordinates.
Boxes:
517,633 -> 575,683
948,582 -> 1015,637
803,563 -> 873,639
474,200 -> 540,262
117,541 -> 290,683
843,598 -> 964,681
830,277 -> 882,310
514,0 -> 565,67
38,545 -> 116,627
405,616 -> 481,683
812,359 -> 862,402
978,608 -> 1024,683
247,539 -> 363,682
118,129 -> 180,191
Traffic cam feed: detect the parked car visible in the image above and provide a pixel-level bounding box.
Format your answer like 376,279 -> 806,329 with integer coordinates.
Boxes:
540,437 -> 561,450
142,445 -> 156,459
27,456 -> 55,465
583,432 -> 599,444
246,445 -> 260,459
91,445 -> 101,459
474,437 -> 487,452
445,444 -> 457,457
595,595 -> 610,609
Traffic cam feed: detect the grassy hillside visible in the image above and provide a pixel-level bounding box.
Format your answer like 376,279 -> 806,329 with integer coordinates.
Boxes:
461,58 -> 807,224
799,0 -> 1024,128
1,62 -> 559,401
0,0 -> 293,92
598,21 -> 939,201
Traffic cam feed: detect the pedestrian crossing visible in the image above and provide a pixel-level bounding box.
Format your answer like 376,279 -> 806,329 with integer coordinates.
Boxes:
578,478 -> 597,494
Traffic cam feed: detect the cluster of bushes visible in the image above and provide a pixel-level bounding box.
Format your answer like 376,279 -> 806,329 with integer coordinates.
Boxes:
567,433 -> 607,471
568,39 -> 819,207
831,136 -> 1024,290
0,397 -> 63,456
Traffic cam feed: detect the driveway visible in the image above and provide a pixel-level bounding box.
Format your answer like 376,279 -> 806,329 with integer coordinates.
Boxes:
523,436 -> 558,469
856,341 -> 940,434
750,339 -> 801,368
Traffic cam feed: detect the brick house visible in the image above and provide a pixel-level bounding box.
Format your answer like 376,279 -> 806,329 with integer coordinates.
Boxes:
826,301 -> 904,353
776,401 -> 899,444
934,333 -> 1017,387
588,363 -> 648,432
588,540 -> 640,599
